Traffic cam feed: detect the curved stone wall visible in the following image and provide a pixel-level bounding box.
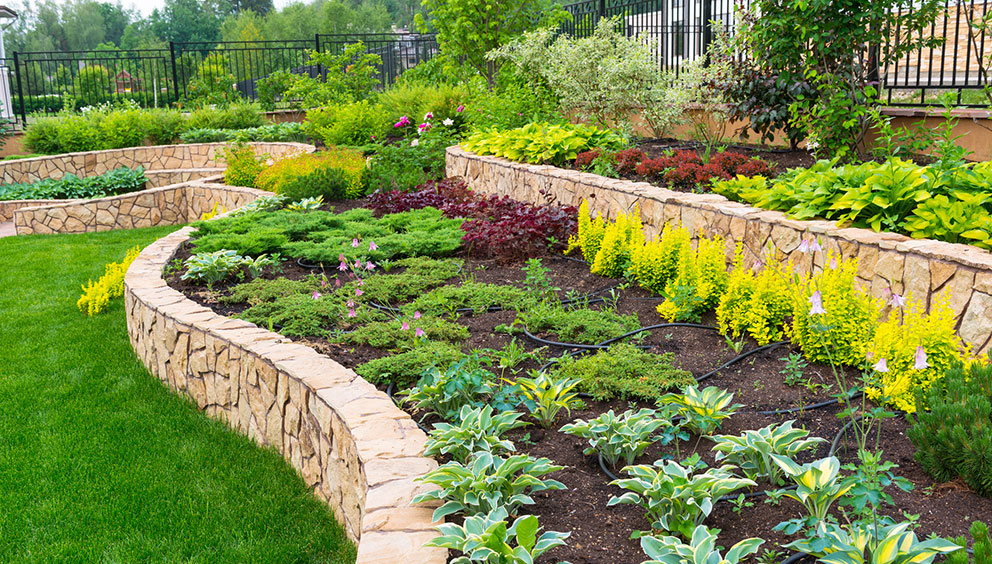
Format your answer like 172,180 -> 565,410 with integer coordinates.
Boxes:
125,228 -> 444,564
447,146 -> 992,353
0,142 -> 310,185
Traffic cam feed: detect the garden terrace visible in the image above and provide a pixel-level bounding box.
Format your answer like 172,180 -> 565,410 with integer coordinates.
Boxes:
447,146 -> 992,354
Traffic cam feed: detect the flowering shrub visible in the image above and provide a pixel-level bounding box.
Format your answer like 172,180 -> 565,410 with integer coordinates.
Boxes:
367,178 -> 577,262
866,296 -> 966,413
656,235 -> 728,322
614,149 -> 646,175
629,223 -> 692,294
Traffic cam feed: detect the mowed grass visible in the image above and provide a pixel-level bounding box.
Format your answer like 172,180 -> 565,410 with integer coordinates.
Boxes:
0,226 -> 356,564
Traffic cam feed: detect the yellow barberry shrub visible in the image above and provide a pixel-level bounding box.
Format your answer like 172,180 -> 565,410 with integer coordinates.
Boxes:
716,246 -> 796,345
788,255 -> 881,366
568,199 -> 607,262
865,296 -> 966,413
591,205 -> 643,278
77,246 -> 141,316
629,223 -> 691,294
656,235 -> 728,322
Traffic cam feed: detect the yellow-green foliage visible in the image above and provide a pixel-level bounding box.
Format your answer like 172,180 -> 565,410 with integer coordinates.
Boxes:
255,149 -> 367,198
222,142 -> 267,188
568,199 -> 606,262
629,223 -> 691,294
866,297 -> 966,413
716,246 -> 795,345
77,246 -> 141,316
202,202 -> 227,220
591,205 -> 643,277
788,255 -> 881,366
656,235 -> 728,322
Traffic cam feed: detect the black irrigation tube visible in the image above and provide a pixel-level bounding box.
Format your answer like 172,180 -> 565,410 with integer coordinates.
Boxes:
386,382 -> 431,434
697,341 -> 790,383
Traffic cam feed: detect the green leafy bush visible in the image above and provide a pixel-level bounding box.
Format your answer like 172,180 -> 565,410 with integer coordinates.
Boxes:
401,355 -> 511,422
187,103 -> 266,131
403,282 -> 538,316
561,408 -> 680,468
908,358 -> 992,497
709,420 -> 826,484
641,526 -> 764,564
423,405 -> 527,463
342,315 -> 469,349
354,341 -> 463,387
180,122 -> 307,144
303,100 -> 391,146
425,508 -> 569,564
462,122 -> 626,166
142,108 -> 188,145
180,249 -> 275,288
221,142 -> 268,188
377,82 -> 469,129
660,385 -> 742,435
0,166 -> 147,201
282,44 -> 381,108
366,125 -> 461,192
552,343 -> 694,401
255,149 -> 367,199
358,257 -> 463,303
24,105 -> 192,155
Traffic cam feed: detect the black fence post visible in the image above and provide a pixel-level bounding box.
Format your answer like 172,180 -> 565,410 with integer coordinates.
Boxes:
169,42 -> 180,105
701,0 -> 713,64
12,51 -> 25,125
599,0 -> 607,21
314,33 -> 324,80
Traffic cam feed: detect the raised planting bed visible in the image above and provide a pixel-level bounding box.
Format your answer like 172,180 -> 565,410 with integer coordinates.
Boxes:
162,182 -> 992,564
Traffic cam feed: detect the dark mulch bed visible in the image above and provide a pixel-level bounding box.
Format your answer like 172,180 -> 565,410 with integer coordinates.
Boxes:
168,199 -> 992,564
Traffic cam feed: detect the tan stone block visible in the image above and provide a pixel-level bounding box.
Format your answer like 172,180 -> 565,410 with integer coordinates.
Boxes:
959,291 -> 992,350
354,531 -> 443,564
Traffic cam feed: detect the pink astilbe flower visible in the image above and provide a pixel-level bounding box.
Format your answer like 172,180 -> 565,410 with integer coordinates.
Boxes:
914,346 -> 929,370
809,290 -> 826,315
873,358 -> 889,372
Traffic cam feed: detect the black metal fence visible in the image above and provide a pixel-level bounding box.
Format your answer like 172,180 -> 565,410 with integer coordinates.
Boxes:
5,32 -> 439,128
560,0 -> 992,107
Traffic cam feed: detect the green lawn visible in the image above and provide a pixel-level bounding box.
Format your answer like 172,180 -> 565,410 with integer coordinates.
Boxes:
0,226 -> 356,564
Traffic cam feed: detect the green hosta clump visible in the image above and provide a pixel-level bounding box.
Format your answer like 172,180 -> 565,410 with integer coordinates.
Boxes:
425,507 -> 570,564
660,385 -> 742,435
609,459 -> 755,539
771,455 -> 853,532
511,371 -> 583,429
553,343 -> 694,402
462,122 -> 626,166
784,521 -> 959,564
412,452 -> 565,520
561,408 -> 684,469
424,405 -> 528,463
641,525 -> 764,564
181,249 -> 277,287
401,355 -> 516,422
709,420 -> 826,484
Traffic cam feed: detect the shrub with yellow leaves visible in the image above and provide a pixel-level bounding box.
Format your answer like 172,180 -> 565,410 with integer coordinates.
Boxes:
716,246 -> 796,345
77,246 -> 141,316
567,199 -> 607,263
628,223 -> 691,294
590,205 -> 643,278
656,235 -> 728,322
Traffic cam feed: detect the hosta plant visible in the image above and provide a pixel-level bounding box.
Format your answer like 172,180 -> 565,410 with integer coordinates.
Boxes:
560,408 -> 683,469
784,521 -> 959,564
660,385 -> 742,435
511,371 -> 583,429
412,452 -> 565,520
608,459 -> 756,539
640,525 -> 764,564
285,196 -> 324,211
709,420 -> 826,484
426,507 -> 570,564
181,249 -> 264,287
771,455 -> 853,532
462,122 -> 626,166
423,405 -> 527,463
402,355 -> 514,422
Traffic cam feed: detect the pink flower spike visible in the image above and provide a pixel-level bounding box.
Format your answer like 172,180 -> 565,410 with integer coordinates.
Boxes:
338,261 -> 348,271
368,241 -> 378,251
415,327 -> 425,338
355,289 -> 364,297
456,105 -> 465,113
351,239 -> 360,248
312,290 -> 321,300
809,290 -> 826,315
889,292 -> 906,308
914,346 -> 929,370
348,308 -> 357,318
401,322 -> 410,331
365,261 -> 375,271
873,358 -> 889,373
413,311 -> 421,320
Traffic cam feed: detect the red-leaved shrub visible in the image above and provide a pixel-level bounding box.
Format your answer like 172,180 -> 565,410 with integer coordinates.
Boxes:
614,148 -> 646,175
575,149 -> 602,170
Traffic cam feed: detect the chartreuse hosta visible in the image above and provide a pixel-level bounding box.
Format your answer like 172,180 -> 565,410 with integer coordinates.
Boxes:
771,455 -> 853,532
510,371 -> 583,429
709,420 -> 826,484
640,525 -> 764,564
423,405 -> 527,463
784,521 -> 959,564
660,385 -> 742,435
560,408 -> 686,469
608,458 -> 755,539
426,507 -> 570,564
412,452 -> 565,521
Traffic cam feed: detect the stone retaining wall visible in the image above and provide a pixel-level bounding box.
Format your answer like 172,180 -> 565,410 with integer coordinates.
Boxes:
13,179 -> 271,234
125,227 -> 444,564
447,146 -> 992,353
0,142 -> 310,185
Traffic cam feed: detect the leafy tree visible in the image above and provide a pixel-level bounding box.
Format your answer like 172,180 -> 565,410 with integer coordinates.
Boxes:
415,0 -> 567,87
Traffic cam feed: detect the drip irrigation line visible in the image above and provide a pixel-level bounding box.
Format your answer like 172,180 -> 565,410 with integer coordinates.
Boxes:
755,390 -> 863,417
594,323 -> 719,348
781,553 -> 808,564
829,413 -> 865,457
386,382 -> 431,434
696,341 -> 789,383
522,326 -> 654,351
297,257 -> 321,269
561,255 -> 590,265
